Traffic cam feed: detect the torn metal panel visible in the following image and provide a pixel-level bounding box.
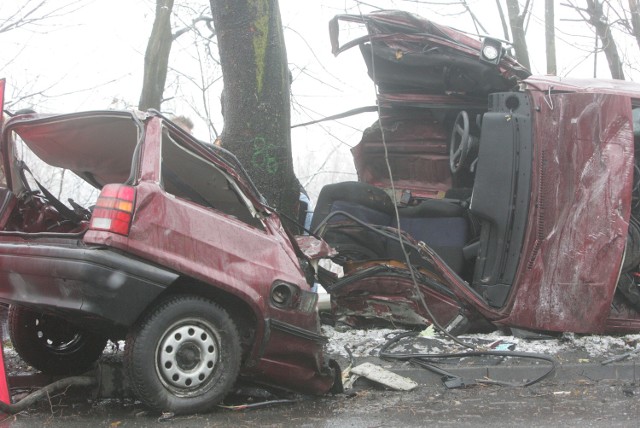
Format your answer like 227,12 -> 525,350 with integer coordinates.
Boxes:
504,92 -> 634,333
319,9 -> 640,336
295,235 -> 337,260
329,262 -> 465,329
329,10 -> 530,97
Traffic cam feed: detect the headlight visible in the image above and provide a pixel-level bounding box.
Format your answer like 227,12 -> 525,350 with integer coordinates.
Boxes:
482,45 -> 499,61
479,38 -> 504,64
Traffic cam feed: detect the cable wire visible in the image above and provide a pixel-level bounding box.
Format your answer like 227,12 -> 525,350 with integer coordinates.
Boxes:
379,331 -> 558,388
355,2 -> 475,349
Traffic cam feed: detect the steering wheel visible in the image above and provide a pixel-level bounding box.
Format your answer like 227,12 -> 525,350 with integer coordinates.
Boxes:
449,110 -> 470,174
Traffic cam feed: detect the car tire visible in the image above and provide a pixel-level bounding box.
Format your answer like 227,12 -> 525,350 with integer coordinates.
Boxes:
124,294 -> 241,415
8,305 -> 107,375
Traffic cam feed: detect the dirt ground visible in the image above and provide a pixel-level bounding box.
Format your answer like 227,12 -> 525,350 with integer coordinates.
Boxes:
0,377 -> 638,427
1,310 -> 639,427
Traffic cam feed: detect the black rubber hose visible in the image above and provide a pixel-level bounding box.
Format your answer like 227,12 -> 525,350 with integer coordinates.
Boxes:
379,331 -> 558,387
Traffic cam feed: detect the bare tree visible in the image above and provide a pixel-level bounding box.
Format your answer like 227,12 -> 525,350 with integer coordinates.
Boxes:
626,0 -> 640,50
1,0 -> 87,109
138,0 -> 215,111
210,0 -> 300,218
587,0 -> 625,79
546,0 -> 557,74
0,0 -> 83,35
565,0 -> 625,79
495,0 -> 511,40
139,0 -> 175,111
598,1 -> 640,52
506,0 -> 532,70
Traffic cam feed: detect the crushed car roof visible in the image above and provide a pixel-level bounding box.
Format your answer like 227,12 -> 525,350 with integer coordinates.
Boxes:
3,111 -> 140,187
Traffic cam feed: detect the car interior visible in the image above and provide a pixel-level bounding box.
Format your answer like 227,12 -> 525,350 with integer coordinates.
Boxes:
311,92 -> 534,308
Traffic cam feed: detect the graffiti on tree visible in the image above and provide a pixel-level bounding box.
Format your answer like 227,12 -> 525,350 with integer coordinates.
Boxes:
251,136 -> 278,174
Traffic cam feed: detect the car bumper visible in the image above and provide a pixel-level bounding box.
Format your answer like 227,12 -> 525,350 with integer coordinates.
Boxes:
0,240 -> 178,330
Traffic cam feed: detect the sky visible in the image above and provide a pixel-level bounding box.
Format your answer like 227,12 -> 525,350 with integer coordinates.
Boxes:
2,0 -> 639,202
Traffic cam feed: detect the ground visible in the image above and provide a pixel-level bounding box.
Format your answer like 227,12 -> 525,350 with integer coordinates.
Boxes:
0,378 -> 638,427
2,325 -> 640,426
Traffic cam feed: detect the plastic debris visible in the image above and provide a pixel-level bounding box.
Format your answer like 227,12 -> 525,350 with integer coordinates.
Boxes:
350,362 -> 417,391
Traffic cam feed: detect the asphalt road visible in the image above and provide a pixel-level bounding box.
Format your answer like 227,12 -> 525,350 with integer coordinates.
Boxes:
1,377 -> 638,427
2,320 -> 639,427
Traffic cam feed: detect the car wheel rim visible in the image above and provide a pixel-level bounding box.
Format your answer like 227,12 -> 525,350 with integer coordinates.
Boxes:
156,319 -> 220,395
35,316 -> 84,353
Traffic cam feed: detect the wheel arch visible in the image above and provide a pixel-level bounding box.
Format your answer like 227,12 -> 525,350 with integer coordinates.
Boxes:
149,276 -> 261,361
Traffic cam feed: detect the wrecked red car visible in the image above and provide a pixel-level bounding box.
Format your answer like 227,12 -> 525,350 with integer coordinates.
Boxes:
0,79 -> 339,414
312,11 -> 640,335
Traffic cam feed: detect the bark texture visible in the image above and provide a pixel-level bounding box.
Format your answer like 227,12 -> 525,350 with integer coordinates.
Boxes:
495,0 -> 510,40
210,0 -> 299,217
545,0 -> 557,75
506,0 -> 532,71
139,0 -> 174,110
585,0 -> 625,80
629,0 -> 640,51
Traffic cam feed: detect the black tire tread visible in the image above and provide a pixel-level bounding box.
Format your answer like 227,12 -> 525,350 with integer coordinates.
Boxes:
8,305 -> 107,375
124,294 -> 241,414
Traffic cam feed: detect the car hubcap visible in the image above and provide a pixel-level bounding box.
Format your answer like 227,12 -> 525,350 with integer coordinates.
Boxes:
157,321 -> 219,393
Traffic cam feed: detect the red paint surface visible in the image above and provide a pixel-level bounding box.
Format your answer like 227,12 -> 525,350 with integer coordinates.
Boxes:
83,114 -> 336,393
327,10 -> 640,334
0,341 -> 9,407
504,92 -> 634,333
352,116 -> 453,197
0,111 -> 338,397
331,266 -> 463,328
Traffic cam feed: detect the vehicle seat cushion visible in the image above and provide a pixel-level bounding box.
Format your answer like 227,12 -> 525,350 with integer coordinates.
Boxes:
398,199 -> 465,218
390,216 -> 467,271
311,181 -> 394,231
328,200 -> 393,226
312,181 -> 469,272
392,216 -> 468,247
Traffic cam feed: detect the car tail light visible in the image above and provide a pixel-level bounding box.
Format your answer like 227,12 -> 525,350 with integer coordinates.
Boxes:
90,184 -> 136,236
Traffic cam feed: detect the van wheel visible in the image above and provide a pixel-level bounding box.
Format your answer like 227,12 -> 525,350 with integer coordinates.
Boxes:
124,295 -> 241,415
8,305 -> 107,375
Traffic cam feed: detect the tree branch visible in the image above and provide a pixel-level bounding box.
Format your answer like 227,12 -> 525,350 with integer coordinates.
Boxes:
0,376 -> 95,414
172,16 -> 214,40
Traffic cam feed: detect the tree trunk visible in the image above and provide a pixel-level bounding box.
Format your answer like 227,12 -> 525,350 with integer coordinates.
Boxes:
629,0 -> 640,51
210,0 -> 299,218
545,0 -> 557,75
495,0 -> 510,40
139,0 -> 174,111
585,0 -> 625,80
506,0 -> 532,70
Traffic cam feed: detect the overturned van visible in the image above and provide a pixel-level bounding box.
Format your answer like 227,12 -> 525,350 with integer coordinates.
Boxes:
313,10 -> 640,335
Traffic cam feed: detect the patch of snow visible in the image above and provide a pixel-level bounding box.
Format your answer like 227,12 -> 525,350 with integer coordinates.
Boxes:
323,326 -> 401,358
323,325 -> 640,360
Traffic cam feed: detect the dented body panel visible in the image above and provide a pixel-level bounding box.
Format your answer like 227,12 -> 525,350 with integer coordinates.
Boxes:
0,109 -> 338,396
502,92 -> 634,333
317,10 -> 640,335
